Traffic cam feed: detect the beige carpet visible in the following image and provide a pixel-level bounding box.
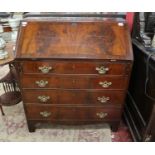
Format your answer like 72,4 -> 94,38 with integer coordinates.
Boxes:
0,65 -> 111,142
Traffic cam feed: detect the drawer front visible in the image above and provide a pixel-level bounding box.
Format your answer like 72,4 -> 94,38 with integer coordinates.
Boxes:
25,104 -> 122,121
88,90 -> 125,105
21,61 -> 131,75
20,75 -> 129,90
22,89 -> 87,104
22,89 -> 125,105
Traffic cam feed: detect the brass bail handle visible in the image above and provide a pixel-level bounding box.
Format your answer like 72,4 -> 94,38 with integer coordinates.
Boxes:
99,81 -> 112,88
36,80 -> 48,87
38,95 -> 50,103
96,112 -> 108,118
97,96 -> 110,103
96,66 -> 109,74
40,111 -> 51,117
38,66 -> 52,73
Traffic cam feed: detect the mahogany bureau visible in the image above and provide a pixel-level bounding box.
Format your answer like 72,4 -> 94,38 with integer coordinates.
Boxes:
14,17 -> 133,132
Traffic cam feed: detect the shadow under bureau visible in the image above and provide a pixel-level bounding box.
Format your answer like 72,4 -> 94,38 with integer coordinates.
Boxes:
14,17 -> 133,132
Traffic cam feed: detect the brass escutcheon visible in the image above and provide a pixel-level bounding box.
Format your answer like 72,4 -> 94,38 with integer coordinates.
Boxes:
40,111 -> 51,117
38,66 -> 52,73
96,112 -> 108,118
99,81 -> 112,88
38,95 -> 50,103
96,66 -> 109,74
36,80 -> 48,87
97,96 -> 110,103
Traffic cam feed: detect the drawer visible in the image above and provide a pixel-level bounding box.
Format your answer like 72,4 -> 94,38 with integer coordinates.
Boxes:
22,89 -> 125,105
21,61 -> 131,75
20,74 -> 129,90
22,89 -> 87,104
25,104 -> 122,121
88,90 -> 125,105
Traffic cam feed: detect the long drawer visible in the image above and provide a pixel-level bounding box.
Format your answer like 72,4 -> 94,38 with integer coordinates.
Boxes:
22,89 -> 125,105
21,61 -> 131,75
20,74 -> 129,90
25,104 -> 122,121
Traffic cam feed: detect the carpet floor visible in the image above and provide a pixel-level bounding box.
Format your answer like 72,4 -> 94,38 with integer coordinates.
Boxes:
0,103 -> 111,142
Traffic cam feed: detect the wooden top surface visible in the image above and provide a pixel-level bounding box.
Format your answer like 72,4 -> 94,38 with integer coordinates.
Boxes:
0,42 -> 15,66
15,19 -> 133,61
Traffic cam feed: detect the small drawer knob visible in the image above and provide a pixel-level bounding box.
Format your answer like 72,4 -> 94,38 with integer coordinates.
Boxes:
96,112 -> 108,118
40,111 -> 51,117
96,66 -> 109,74
99,81 -> 112,88
36,80 -> 48,87
38,95 -> 50,103
97,96 -> 110,103
38,66 -> 52,73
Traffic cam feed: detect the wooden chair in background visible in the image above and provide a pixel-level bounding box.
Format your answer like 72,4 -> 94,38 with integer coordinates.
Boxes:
0,64 -> 21,115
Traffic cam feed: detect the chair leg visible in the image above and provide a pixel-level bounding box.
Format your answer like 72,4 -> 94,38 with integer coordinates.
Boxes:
0,105 -> 5,115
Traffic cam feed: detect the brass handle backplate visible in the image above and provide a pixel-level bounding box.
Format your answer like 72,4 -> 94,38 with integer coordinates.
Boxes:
97,96 -> 110,103
36,80 -> 48,87
96,66 -> 109,74
99,81 -> 112,88
38,66 -> 52,73
96,112 -> 108,118
40,111 -> 51,117
38,95 -> 50,103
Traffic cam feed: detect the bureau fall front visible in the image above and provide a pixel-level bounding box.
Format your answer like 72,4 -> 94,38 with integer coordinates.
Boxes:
14,17 -> 133,132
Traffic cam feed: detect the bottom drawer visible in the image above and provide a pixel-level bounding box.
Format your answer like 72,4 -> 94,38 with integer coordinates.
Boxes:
25,104 -> 122,121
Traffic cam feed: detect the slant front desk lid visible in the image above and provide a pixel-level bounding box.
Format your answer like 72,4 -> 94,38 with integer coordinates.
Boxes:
15,19 -> 133,60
